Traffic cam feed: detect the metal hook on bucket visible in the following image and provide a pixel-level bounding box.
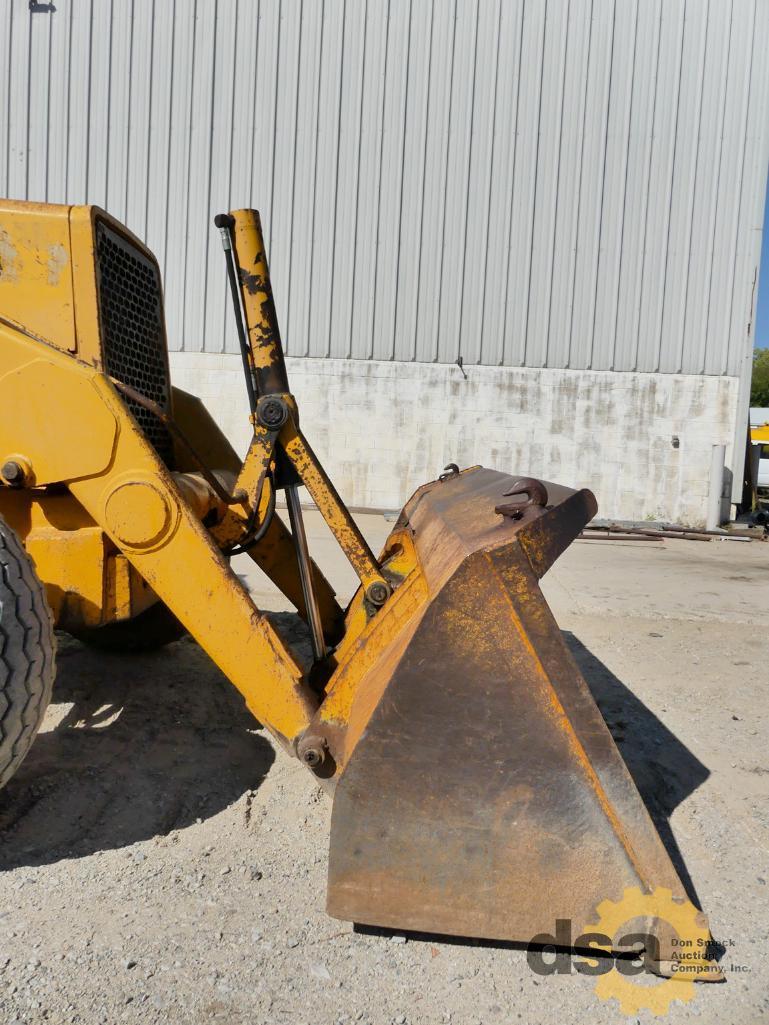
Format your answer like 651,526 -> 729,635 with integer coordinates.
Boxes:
494,477 -> 549,520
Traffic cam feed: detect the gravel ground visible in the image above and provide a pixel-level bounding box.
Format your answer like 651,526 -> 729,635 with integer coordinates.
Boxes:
0,532 -> 767,1025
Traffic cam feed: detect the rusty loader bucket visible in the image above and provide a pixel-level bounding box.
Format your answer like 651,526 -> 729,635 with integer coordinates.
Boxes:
321,467 -> 716,971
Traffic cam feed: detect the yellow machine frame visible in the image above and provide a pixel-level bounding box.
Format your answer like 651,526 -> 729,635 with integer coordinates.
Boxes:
0,200 -> 409,759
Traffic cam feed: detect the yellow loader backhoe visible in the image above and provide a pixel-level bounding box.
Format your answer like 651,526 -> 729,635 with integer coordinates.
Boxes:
0,199 -> 717,975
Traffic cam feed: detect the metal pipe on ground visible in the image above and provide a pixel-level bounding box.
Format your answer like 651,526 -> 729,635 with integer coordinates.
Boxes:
584,524 -> 712,542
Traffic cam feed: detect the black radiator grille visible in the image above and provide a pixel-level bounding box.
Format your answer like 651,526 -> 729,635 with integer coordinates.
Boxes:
94,220 -> 175,467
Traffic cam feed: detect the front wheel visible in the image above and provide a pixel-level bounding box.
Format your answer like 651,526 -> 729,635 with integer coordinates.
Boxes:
0,516 -> 56,790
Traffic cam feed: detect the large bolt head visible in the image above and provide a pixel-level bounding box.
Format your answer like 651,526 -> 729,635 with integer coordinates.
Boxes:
365,581 -> 390,607
257,397 -> 289,430
297,733 -> 328,771
2,460 -> 25,486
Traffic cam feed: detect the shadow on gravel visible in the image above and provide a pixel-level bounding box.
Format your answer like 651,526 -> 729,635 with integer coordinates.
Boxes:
0,628 -> 276,870
564,632 -> 709,910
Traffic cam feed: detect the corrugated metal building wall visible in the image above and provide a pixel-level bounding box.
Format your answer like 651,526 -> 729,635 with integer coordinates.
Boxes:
2,0 -> 767,373
2,0 -> 769,522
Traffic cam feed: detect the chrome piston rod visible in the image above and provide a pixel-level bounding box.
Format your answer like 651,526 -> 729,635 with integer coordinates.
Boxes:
285,485 -> 326,663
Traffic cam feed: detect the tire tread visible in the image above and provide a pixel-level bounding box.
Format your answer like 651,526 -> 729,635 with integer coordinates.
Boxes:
0,515 -> 56,789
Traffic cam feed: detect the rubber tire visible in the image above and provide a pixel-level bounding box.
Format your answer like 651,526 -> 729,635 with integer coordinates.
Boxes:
67,601 -> 186,653
0,515 -> 56,790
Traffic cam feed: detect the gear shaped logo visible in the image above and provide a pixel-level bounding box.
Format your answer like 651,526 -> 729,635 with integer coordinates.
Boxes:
585,886 -> 714,1017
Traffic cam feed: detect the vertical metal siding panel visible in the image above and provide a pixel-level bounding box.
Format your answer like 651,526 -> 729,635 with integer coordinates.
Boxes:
183,1 -> 217,353
349,0 -> 389,359
225,0 -> 261,355
105,0 -> 132,221
86,1 -> 112,208
163,1 -> 195,354
145,0 -> 175,307
244,0 -> 280,311
460,0 -> 500,366
269,0 -> 303,349
681,0 -> 733,375
706,0 -> 754,375
219,1 -> 256,355
289,0 -> 324,356
480,0 -> 525,366
436,0 -> 479,365
0,1 -> 11,196
635,0 -> 685,372
547,0 -> 592,368
309,0 -> 345,358
590,0 -> 638,371
727,0 -> 769,373
125,0 -> 154,239
229,0 -> 259,209
329,0 -> 366,359
567,0 -> 615,369
502,0 -> 546,367
250,1 -> 281,254
7,4 -> 31,197
393,0 -> 433,362
525,0 -> 570,368
66,0 -> 93,203
46,2 -> 72,204
613,0 -> 661,371
372,0 -> 411,361
658,1 -> 710,374
28,5 -> 51,200
414,0 -> 457,362
205,0 -> 239,354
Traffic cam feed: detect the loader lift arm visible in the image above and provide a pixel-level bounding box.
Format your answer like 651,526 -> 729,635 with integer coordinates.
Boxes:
0,206 -> 392,754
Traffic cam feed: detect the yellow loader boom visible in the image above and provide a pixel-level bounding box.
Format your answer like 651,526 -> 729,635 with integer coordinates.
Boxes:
0,199 -> 717,973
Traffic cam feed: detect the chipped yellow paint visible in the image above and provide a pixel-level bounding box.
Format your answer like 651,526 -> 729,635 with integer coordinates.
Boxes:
230,208 -> 286,373
47,243 -> 68,286
0,199 -> 76,351
0,229 -> 19,281
109,554 -> 134,622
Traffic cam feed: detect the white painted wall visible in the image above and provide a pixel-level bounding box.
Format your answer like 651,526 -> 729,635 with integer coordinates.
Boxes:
170,353 -> 739,527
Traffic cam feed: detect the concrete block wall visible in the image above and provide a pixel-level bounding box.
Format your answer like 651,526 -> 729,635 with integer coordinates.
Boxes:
169,353 -> 739,527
